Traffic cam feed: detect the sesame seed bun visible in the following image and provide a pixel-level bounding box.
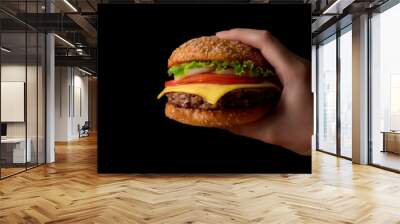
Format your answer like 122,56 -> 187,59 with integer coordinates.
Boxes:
165,103 -> 275,128
168,36 -> 269,68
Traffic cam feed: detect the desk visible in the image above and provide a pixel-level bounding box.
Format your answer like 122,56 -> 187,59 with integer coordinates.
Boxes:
381,131 -> 400,154
1,138 -> 31,163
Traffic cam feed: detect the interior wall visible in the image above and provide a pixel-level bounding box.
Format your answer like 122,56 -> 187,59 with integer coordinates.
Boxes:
55,66 -> 89,141
55,66 -> 70,141
88,77 -> 97,131
74,69 -> 89,138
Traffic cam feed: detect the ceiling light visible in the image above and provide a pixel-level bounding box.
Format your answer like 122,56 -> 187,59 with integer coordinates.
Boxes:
1,47 -> 11,53
54,34 -> 75,48
78,67 -> 93,76
63,0 -> 78,12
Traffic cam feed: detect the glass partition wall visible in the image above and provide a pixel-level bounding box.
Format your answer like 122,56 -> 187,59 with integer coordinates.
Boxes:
370,2 -> 400,171
0,3 -> 46,179
0,31 -> 27,177
316,25 -> 353,159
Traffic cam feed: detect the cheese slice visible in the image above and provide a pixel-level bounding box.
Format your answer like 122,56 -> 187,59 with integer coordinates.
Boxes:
157,83 -> 281,105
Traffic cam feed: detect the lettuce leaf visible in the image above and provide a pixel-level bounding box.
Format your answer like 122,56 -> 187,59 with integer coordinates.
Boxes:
168,60 -> 274,79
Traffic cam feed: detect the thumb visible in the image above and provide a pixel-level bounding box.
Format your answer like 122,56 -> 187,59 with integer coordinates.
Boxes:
216,28 -> 305,85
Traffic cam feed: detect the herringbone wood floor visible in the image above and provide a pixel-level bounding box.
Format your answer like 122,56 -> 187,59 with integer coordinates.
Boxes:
1,135 -> 400,224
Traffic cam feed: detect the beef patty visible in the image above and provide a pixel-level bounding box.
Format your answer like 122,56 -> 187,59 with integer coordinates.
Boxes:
166,88 -> 280,110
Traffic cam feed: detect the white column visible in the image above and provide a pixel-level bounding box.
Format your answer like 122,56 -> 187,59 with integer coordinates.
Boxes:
352,14 -> 369,164
46,33 -> 55,163
46,0 -> 55,163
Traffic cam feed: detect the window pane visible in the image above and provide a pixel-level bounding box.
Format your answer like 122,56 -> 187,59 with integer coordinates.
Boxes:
317,36 -> 337,154
371,3 -> 400,171
340,29 -> 352,158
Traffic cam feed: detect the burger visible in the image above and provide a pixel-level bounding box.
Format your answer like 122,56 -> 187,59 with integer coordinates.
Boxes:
157,36 -> 282,127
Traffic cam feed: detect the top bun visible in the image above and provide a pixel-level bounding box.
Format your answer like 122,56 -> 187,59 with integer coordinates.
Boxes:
168,36 -> 268,68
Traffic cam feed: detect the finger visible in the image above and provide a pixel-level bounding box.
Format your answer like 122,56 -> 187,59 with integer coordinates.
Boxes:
216,28 -> 303,84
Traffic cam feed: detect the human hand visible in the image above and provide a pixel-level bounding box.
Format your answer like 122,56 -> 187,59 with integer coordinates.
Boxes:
216,28 -> 312,156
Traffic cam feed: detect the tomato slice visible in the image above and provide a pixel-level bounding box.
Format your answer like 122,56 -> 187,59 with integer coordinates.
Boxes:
165,73 -> 264,86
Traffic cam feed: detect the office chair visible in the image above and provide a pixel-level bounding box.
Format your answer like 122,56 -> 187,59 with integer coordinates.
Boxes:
79,121 -> 90,138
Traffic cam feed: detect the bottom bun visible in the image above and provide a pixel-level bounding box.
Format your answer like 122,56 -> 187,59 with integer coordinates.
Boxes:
165,103 -> 273,128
